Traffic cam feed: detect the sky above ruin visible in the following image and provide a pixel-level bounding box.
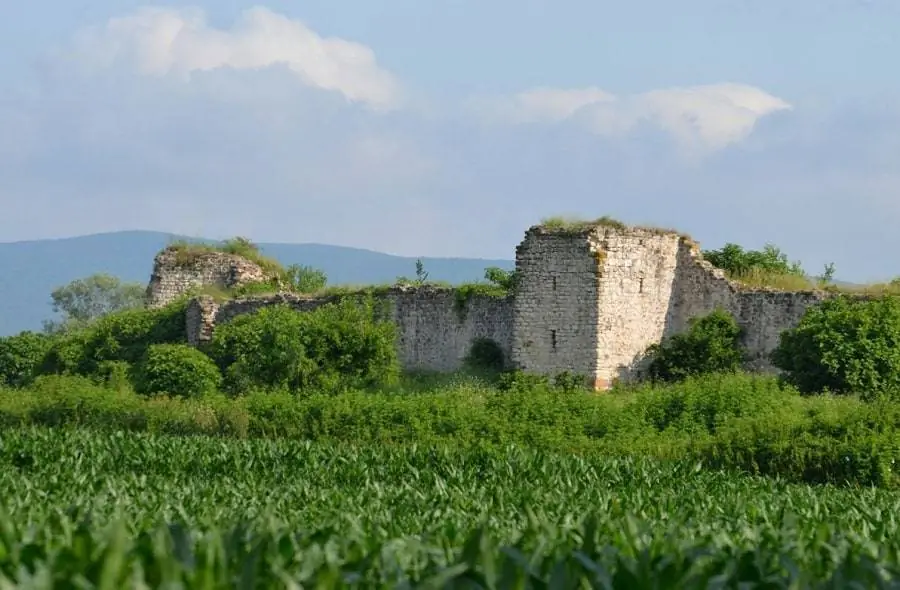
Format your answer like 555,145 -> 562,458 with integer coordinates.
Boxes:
2,1 -> 900,282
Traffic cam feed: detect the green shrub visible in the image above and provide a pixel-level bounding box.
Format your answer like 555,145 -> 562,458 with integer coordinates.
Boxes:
646,309 -> 744,383
552,371 -> 589,393
37,300 -> 188,379
497,369 -> 552,393
703,243 -> 805,278
772,294 -> 900,397
0,331 -> 53,387
285,264 -> 328,293
483,266 -> 519,292
464,337 -> 506,373
134,344 -> 222,398
208,298 -> 399,395
92,360 -> 133,392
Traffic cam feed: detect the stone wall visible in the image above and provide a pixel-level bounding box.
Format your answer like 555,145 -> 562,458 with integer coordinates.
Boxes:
186,287 -> 514,373
146,247 -> 273,309
511,227 -> 603,384
668,240 -> 827,374
511,224 -> 830,388
594,229 -> 682,387
162,220 -> 836,389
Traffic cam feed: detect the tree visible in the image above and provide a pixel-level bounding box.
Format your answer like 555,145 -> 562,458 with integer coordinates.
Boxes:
284,264 -> 327,293
45,274 -> 146,332
772,294 -> 900,397
483,267 -> 519,291
414,259 -> 429,285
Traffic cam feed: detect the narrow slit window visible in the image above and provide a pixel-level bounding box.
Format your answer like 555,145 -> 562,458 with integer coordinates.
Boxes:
552,276 -> 557,291
551,329 -> 557,351
639,278 -> 644,293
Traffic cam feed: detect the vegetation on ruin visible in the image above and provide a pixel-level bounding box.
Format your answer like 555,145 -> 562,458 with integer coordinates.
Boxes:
167,236 -> 286,276
701,242 -> 820,290
539,214 -> 629,232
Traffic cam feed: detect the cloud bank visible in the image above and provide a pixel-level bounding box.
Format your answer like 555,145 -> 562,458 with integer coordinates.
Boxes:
471,83 -> 792,152
65,6 -> 402,110
2,5 -> 900,283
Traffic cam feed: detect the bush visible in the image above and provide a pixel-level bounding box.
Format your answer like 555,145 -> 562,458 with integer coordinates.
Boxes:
207,298 -> 399,395
703,243 -> 804,278
134,344 -> 222,398
772,294 -> 900,397
37,300 -> 188,379
646,309 -> 744,383
285,264 -> 328,293
0,331 -> 53,388
464,338 -> 506,374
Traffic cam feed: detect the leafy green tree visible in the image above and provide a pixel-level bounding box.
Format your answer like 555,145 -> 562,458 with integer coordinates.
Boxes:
0,331 -> 53,387
483,267 -> 519,291
772,295 -> 900,397
44,273 -> 146,333
646,309 -> 744,383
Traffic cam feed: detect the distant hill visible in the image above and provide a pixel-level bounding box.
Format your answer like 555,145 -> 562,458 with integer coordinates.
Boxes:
0,231 -> 514,336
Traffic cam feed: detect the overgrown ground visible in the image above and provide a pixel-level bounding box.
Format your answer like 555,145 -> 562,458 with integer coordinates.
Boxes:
3,372 -> 898,489
4,373 -> 900,585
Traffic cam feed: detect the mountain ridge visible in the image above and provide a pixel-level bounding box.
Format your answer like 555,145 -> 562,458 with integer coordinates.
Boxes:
0,230 -> 514,336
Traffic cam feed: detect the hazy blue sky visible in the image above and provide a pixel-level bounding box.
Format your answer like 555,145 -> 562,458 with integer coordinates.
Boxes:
2,1 -> 900,281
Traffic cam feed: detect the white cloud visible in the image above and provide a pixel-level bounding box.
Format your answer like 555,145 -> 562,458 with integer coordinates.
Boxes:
65,6 -> 401,110
474,83 -> 792,152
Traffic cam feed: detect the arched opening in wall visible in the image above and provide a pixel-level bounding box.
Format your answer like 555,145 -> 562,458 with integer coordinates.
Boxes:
464,337 -> 506,374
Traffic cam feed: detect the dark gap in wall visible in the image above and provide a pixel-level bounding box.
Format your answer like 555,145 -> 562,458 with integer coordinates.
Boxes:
551,329 -> 557,351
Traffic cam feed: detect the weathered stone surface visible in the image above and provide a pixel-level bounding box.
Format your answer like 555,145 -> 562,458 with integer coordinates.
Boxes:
148,223 -> 834,389
185,287 -> 514,374
511,225 -> 828,387
146,248 -> 275,308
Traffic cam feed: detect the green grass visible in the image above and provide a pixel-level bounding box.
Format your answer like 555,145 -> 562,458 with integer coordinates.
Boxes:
3,427 -> 900,587
3,372 -> 899,488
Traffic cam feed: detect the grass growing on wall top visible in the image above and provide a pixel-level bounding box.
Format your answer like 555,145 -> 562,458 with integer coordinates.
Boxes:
540,215 -> 628,232
166,236 -> 286,276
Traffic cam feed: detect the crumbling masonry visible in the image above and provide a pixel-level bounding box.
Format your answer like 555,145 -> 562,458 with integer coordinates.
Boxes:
146,222 -> 827,389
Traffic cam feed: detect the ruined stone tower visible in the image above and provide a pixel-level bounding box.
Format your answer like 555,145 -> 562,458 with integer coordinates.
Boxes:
512,222 -> 685,388
510,220 -> 826,388
146,246 -> 276,308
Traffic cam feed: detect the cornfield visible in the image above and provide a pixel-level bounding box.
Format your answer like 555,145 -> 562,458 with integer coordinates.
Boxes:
2,427 -> 900,588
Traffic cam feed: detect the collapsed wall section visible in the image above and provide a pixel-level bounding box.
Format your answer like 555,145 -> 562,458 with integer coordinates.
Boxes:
186,287 -> 514,373
669,239 -> 827,373
511,227 -> 602,383
146,247 -> 272,309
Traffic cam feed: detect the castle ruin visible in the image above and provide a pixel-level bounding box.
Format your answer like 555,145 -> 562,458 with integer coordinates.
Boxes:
146,221 -> 827,389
